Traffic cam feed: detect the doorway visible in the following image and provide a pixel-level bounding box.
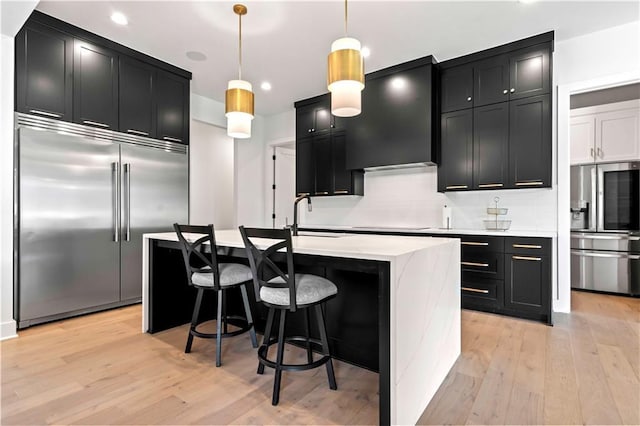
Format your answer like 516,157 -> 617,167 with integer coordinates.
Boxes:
271,144 -> 295,229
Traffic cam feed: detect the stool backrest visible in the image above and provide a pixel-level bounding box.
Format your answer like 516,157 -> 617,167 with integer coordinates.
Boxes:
173,223 -> 222,291
239,226 -> 297,312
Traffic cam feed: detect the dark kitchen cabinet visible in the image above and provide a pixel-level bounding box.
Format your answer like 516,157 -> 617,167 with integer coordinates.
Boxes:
440,65 -> 474,113
313,133 -> 333,195
509,44 -> 551,100
438,109 -> 473,192
295,95 -> 333,140
296,139 -> 314,196
119,57 -> 155,138
15,22 -> 73,121
509,95 -> 551,188
73,40 -> 119,129
473,55 -> 509,107
155,70 -> 190,144
504,238 -> 551,323
473,102 -> 509,189
346,56 -> 438,169
332,131 -> 363,195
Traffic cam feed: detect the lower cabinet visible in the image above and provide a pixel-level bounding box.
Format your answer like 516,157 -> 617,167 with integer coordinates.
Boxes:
460,235 -> 552,324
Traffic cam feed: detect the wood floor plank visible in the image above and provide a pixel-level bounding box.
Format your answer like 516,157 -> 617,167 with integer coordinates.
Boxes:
416,371 -> 482,425
597,343 -> 640,425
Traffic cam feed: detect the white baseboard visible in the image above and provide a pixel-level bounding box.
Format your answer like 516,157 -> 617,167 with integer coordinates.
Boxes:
1,319 -> 17,340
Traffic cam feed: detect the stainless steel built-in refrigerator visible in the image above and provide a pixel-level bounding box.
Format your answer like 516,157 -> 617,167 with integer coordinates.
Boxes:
15,114 -> 188,328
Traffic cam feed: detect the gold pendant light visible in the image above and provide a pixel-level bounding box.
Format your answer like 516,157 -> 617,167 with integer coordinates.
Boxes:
226,4 -> 254,139
327,0 -> 364,117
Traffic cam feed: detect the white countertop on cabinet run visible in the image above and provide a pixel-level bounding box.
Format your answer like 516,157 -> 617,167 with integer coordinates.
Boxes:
300,224 -> 557,238
142,229 -> 461,425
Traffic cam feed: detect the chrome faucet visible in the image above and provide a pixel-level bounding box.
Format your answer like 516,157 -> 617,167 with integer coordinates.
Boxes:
292,194 -> 312,236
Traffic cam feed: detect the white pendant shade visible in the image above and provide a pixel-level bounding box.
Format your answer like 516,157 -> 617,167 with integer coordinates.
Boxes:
226,79 -> 254,139
328,37 -> 364,117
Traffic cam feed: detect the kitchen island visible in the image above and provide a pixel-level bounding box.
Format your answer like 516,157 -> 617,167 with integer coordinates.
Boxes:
141,230 -> 460,425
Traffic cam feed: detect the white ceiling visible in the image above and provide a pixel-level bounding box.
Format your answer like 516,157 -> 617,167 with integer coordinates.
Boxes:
35,1 -> 639,116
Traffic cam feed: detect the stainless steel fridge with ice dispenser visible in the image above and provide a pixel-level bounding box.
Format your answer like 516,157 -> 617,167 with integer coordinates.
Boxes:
14,113 -> 188,328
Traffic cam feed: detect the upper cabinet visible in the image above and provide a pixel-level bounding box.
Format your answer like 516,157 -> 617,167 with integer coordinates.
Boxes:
570,100 -> 640,165
345,56 -> 438,169
15,21 -> 73,121
437,33 -> 553,192
15,11 -> 191,143
295,96 -> 335,140
73,40 -> 119,130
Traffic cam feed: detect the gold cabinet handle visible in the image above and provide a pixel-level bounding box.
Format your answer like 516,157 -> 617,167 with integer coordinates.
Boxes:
297,192 -> 310,196
478,183 -> 504,188
446,185 -> 468,189
513,255 -> 541,261
30,109 -> 61,118
83,120 -> 109,128
333,190 -> 349,194
315,191 -> 329,195
163,136 -> 182,143
461,241 -> 489,246
515,181 -> 543,186
462,287 -> 489,294
512,244 -> 542,249
461,261 -> 489,267
590,147 -> 595,158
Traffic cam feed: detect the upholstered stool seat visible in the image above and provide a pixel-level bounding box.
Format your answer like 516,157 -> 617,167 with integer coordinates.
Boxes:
174,224 -> 258,367
239,226 -> 338,406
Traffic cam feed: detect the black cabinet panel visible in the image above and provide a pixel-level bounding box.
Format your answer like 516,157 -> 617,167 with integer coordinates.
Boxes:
474,55 -> 509,107
156,70 -> 189,144
73,40 -> 118,129
473,102 -> 509,189
119,57 -> 155,138
346,61 -> 437,169
15,22 -> 73,121
509,95 -> 551,187
295,96 -> 332,139
332,131 -> 363,195
441,65 -> 473,113
509,44 -> 550,100
505,254 -> 550,316
296,138 -> 314,196
438,109 -> 473,192
313,134 -> 332,195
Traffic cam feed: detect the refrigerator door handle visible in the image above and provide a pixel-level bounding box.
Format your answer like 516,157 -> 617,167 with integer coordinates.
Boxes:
571,250 -> 640,260
112,162 -> 120,242
124,163 -> 131,241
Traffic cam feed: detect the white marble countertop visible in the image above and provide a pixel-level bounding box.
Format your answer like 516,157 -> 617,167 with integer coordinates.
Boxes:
299,224 -> 557,238
144,229 -> 459,262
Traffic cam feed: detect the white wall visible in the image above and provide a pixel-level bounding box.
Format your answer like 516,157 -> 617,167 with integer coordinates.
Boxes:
189,120 -> 235,228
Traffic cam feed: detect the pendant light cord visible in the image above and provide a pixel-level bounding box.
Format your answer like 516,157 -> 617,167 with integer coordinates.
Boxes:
344,0 -> 348,35
238,12 -> 242,80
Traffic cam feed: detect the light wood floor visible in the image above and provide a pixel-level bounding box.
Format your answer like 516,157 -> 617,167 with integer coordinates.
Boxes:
2,291 -> 638,425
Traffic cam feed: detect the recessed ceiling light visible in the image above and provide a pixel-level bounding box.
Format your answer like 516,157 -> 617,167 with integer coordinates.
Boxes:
186,51 -> 207,61
261,82 -> 272,91
111,12 -> 128,26
361,47 -> 371,58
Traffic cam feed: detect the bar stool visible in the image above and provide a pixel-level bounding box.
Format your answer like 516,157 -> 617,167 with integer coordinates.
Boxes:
239,226 -> 338,405
174,224 -> 258,367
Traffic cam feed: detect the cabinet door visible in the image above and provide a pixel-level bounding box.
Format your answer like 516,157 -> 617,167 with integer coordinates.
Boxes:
332,131 -> 350,195
15,22 -> 73,121
570,115 -> 596,165
296,97 -> 332,139
441,65 -> 474,113
313,133 -> 332,196
119,57 -> 155,138
296,104 -> 316,140
73,40 -> 118,129
473,102 -> 509,189
504,254 -> 550,316
156,70 -> 189,144
596,107 -> 640,162
296,138 -> 314,196
438,109 -> 473,192
474,55 -> 509,107
508,44 -> 550,100
508,95 -> 551,188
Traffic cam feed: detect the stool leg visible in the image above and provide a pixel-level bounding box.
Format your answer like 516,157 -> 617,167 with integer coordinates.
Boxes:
222,289 -> 228,335
240,284 -> 258,348
315,304 -> 337,390
304,308 -> 313,364
185,288 -> 204,353
215,289 -> 224,367
258,307 -> 275,375
272,309 -> 287,406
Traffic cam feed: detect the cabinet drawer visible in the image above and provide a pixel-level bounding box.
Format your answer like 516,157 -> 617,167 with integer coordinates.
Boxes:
461,252 -> 504,280
505,237 -> 551,256
461,278 -> 503,309
460,235 -> 504,253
